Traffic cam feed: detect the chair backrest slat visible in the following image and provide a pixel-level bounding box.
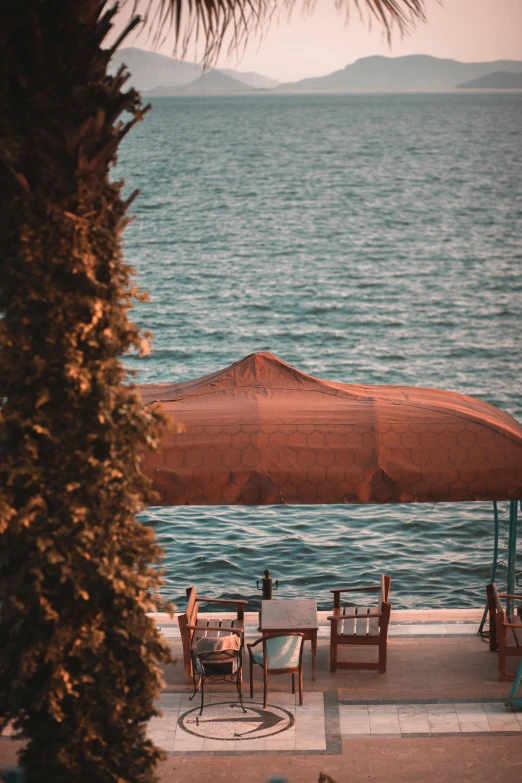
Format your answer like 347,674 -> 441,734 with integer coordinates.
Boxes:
185,585 -> 198,626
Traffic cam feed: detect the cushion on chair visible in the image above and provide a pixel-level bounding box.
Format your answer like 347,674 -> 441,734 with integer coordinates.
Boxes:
252,635 -> 301,669
196,635 -> 241,653
194,634 -> 241,675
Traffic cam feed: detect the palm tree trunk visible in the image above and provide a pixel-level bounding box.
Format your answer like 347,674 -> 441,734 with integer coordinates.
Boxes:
0,2 -> 169,780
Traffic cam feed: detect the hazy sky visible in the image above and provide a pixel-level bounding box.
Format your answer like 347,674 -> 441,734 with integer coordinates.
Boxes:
115,0 -> 522,82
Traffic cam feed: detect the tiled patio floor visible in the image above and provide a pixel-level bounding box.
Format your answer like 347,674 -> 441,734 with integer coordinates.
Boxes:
2,610 -> 522,782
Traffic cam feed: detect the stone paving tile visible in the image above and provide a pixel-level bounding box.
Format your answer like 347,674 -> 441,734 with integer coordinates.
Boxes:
368,704 -> 401,736
455,703 -> 491,733
397,704 -> 431,734
339,705 -> 371,736
426,703 -> 461,733
340,701 -> 522,738
483,702 -> 521,732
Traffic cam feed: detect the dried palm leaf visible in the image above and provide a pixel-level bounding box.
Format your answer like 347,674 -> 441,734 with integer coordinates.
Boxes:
121,0 -> 427,63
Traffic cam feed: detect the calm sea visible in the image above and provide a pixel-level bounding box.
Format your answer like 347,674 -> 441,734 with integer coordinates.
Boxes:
116,92 -> 522,610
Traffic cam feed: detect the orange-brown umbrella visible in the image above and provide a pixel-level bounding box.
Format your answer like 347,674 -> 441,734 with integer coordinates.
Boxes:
139,353 -> 522,506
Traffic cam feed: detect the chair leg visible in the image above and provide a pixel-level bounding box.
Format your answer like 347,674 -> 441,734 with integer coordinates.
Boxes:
299,666 -> 303,706
379,637 -> 387,673
263,673 -> 268,709
330,635 -> 337,673
189,669 -> 198,701
236,675 -> 247,713
291,673 -> 295,694
199,677 -> 205,715
249,655 -> 254,698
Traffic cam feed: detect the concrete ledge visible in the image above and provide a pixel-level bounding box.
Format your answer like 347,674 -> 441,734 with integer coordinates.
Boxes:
149,608 -> 484,626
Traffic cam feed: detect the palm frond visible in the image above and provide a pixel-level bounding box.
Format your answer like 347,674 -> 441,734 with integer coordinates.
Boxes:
120,0 -> 427,64
352,1 -> 426,37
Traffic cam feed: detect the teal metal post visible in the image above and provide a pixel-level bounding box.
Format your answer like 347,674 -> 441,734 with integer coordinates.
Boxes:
506,659 -> 522,708
506,500 -> 518,616
4,769 -> 27,783
491,501 -> 500,584
478,501 -> 500,635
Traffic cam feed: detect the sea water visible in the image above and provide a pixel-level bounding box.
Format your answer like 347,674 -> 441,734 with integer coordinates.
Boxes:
116,92 -> 522,609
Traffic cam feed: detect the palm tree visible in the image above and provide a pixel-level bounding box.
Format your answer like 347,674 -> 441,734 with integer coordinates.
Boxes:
0,1 -> 426,780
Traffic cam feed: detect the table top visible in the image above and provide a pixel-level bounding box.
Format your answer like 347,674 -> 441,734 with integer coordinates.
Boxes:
261,599 -> 318,630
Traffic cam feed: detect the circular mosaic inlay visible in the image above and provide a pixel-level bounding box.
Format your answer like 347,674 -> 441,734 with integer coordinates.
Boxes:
179,701 -> 294,741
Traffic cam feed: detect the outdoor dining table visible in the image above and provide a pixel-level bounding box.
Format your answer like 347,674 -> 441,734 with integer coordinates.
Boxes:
260,598 -> 318,680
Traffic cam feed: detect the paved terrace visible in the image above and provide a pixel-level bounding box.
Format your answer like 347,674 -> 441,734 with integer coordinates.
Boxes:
2,609 -> 522,782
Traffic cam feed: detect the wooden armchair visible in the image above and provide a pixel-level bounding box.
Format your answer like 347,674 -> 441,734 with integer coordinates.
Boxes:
178,585 -> 248,685
328,575 -> 391,673
486,582 -> 522,681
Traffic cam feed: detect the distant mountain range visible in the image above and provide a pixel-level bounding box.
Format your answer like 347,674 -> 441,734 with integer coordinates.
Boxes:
273,55 -> 522,93
148,70 -> 259,95
109,47 -> 277,93
457,71 -> 522,90
109,48 -> 202,90
110,49 -> 522,95
219,69 -> 279,90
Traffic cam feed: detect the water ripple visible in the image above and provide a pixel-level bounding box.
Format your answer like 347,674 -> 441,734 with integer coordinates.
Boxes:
118,93 -> 522,609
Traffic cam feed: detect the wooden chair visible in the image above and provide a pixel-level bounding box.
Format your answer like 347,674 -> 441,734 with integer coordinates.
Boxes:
178,585 -> 248,685
486,582 -> 522,681
248,632 -> 305,707
328,575 -> 391,673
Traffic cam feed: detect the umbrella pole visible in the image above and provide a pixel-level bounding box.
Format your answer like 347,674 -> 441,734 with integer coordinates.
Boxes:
506,500 -> 518,616
478,501 -> 500,635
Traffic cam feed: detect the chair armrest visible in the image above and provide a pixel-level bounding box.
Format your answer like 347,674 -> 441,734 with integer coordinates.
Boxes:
499,594 -> 522,601
198,597 -> 249,605
330,586 -> 381,593
188,625 -> 243,634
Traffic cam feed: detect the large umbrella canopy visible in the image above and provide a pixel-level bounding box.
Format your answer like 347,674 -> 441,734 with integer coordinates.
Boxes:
139,353 -> 522,506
